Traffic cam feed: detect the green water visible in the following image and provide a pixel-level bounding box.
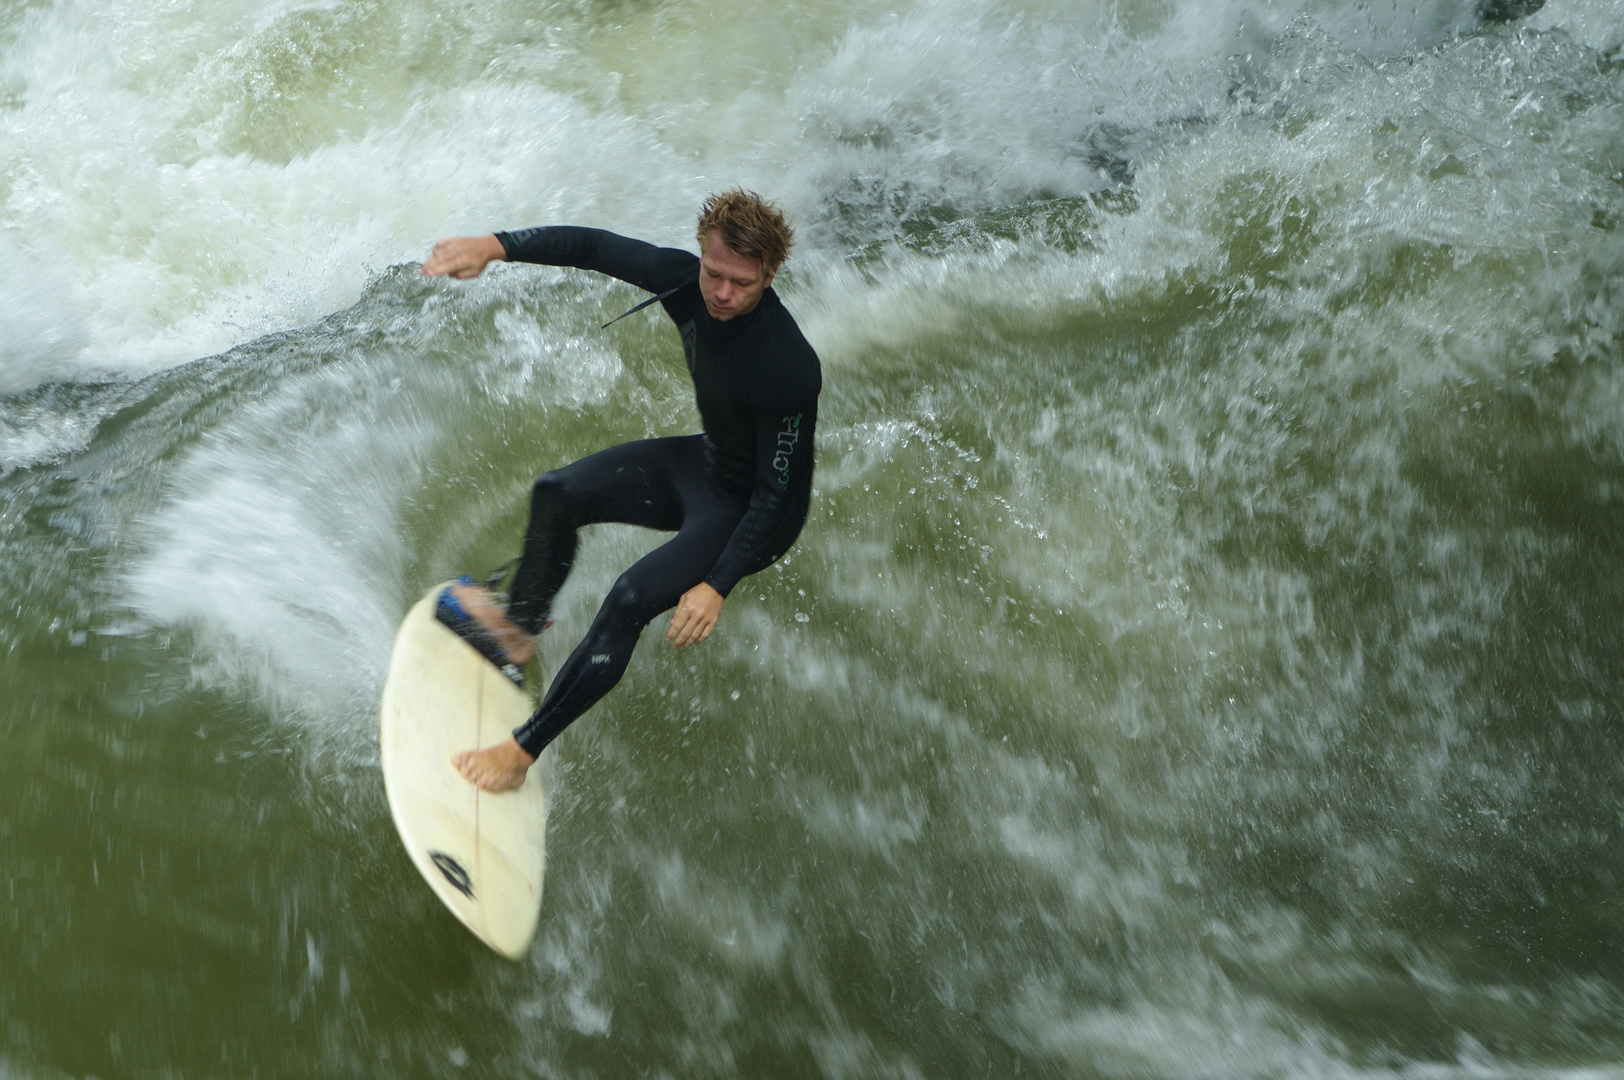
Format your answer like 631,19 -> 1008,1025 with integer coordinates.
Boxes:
3,0 -> 1624,1076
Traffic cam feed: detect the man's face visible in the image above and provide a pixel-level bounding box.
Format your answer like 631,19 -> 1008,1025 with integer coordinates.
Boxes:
698,230 -> 773,321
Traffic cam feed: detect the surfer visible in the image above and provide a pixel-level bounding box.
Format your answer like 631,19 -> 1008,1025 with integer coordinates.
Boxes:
419,190 -> 820,792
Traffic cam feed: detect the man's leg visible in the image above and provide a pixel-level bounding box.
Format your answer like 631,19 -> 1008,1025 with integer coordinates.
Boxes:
511,501 -> 742,755
445,437 -> 701,661
454,478 -> 745,789
505,438 -> 703,633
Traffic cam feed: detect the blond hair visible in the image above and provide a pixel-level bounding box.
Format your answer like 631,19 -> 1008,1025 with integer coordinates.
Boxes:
696,189 -> 794,275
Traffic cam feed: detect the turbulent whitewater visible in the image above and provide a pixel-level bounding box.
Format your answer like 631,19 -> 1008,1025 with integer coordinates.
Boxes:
2,0 -> 1623,1075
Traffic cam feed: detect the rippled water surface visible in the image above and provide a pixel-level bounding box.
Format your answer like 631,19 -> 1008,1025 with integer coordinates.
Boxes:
3,0 -> 1624,1076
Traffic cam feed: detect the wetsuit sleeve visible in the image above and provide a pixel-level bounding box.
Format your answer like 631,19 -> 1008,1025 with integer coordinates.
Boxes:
703,359 -> 820,598
496,226 -> 698,294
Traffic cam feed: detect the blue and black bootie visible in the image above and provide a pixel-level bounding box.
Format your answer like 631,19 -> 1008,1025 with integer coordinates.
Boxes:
435,576 -> 525,687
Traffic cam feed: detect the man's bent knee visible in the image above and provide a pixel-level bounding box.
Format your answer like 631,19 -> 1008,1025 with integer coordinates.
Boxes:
531,471 -> 570,508
529,471 -> 586,531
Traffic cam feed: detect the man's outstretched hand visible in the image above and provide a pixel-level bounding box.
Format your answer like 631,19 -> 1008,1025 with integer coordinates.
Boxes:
667,583 -> 723,648
420,234 -> 507,279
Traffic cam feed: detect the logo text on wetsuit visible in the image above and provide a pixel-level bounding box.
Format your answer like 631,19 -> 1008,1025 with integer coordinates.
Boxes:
772,414 -> 803,489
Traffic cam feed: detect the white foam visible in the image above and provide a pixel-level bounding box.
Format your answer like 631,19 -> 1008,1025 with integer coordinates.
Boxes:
2,0 -> 1593,393
0,237 -> 89,393
1529,0 -> 1624,53
124,360 -> 438,731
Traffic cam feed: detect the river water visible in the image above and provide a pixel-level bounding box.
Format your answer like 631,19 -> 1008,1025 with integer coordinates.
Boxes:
3,0 -> 1623,1075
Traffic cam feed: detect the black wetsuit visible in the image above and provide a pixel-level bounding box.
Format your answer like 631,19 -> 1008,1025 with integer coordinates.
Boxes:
492,227 -> 821,757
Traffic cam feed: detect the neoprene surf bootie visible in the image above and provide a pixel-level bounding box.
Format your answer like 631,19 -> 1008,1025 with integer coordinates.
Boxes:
434,576 -> 526,687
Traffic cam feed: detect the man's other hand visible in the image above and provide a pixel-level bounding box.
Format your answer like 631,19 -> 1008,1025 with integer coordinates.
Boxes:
420,234 -> 507,279
667,583 -> 724,648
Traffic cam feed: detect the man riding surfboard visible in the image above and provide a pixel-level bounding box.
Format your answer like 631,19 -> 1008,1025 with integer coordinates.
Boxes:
419,190 -> 820,792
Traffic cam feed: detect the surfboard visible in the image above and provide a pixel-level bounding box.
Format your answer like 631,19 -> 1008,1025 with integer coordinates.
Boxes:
379,582 -> 547,959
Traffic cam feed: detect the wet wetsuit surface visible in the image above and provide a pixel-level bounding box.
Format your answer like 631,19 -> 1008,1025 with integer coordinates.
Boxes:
492,226 -> 821,757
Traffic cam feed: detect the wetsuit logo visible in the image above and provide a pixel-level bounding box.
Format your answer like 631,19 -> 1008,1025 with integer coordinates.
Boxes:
772,414 -> 802,489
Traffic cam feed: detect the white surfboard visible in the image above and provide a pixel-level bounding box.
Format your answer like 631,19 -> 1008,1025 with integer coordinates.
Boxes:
379,582 -> 546,959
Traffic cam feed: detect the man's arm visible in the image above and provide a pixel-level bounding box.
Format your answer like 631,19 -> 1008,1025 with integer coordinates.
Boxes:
671,337 -> 820,648
704,375 -> 820,599
421,227 -> 698,295
498,227 -> 698,294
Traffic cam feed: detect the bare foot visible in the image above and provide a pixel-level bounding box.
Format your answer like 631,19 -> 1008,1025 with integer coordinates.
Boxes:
452,737 -> 536,791
448,579 -> 536,666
